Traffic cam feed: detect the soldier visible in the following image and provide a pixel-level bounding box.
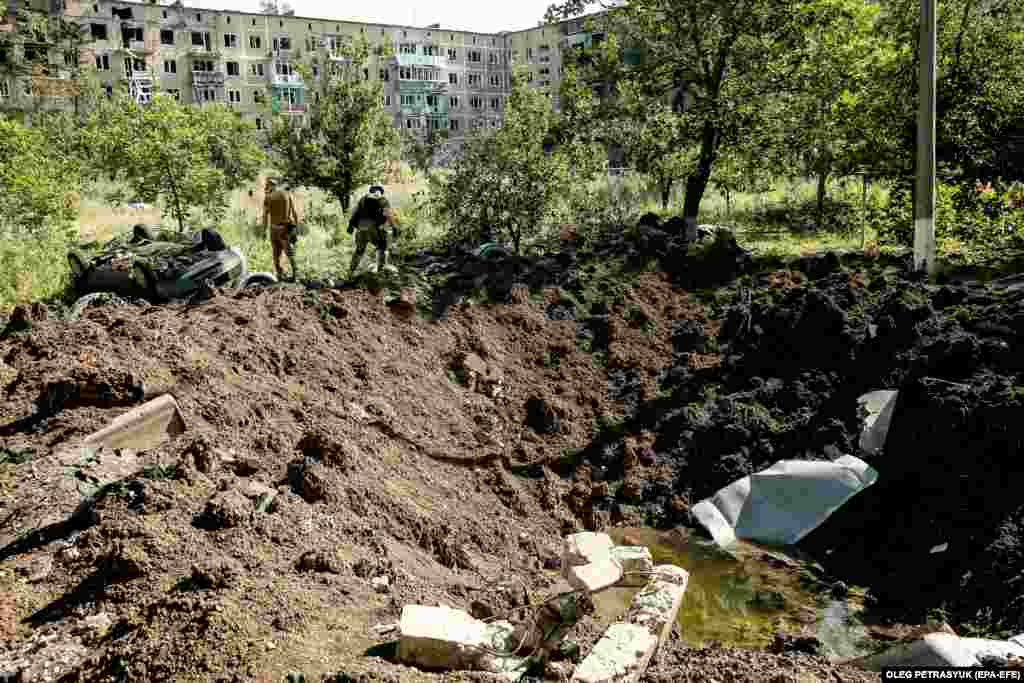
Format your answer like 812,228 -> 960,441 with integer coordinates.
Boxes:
263,177 -> 301,282
346,184 -> 400,278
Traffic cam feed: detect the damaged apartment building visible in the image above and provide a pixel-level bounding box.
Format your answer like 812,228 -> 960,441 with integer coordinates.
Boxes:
0,0 -> 630,148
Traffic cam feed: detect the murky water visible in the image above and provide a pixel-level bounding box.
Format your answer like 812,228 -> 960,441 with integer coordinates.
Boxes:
595,528 -> 876,657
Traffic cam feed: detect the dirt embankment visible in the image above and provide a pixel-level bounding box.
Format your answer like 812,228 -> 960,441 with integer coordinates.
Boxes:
1,235 -> 1023,681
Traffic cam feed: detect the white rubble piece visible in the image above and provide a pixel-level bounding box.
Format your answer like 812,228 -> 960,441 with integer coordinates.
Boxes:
857,632 -> 1024,670
572,565 -> 689,683
567,557 -> 624,594
611,546 -> 654,587
396,605 -> 530,680
692,454 -> 879,547
571,622 -> 659,683
858,390 -> 899,456
562,532 -> 615,577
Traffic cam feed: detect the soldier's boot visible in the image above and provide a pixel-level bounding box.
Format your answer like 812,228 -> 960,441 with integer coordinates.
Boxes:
376,246 -> 388,274
286,242 -> 299,282
348,240 -> 367,279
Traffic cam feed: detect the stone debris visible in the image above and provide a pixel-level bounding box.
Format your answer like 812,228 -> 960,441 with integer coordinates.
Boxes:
567,557 -> 624,594
562,532 -> 615,575
395,605 -> 530,680
611,546 -> 654,587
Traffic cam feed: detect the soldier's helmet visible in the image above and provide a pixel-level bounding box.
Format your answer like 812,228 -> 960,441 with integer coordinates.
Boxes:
369,184 -> 385,196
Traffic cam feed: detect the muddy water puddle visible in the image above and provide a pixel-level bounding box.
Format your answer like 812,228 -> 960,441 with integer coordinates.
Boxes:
598,528 -> 875,657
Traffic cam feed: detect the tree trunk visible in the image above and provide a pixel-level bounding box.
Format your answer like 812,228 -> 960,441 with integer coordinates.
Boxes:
725,188 -> 732,217
660,179 -> 672,209
816,168 -> 829,230
681,121 -> 719,239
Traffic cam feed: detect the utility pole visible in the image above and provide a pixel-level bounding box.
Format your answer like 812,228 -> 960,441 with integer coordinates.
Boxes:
914,0 -> 937,276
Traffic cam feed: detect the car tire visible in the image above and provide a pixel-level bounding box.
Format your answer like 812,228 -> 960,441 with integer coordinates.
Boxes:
132,262 -> 158,300
201,228 -> 227,252
243,273 -> 276,289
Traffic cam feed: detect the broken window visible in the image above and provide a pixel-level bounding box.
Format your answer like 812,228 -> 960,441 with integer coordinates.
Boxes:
223,33 -> 237,49
312,65 -> 319,78
226,61 -> 239,76
95,54 -> 110,70
378,68 -> 388,81
255,117 -> 262,130
90,23 -> 107,40
399,43 -> 416,54
447,47 -> 456,61
249,35 -> 261,50
0,80 -> 8,98
490,97 -> 499,109
449,95 -> 459,108
161,29 -> 174,45
426,94 -> 437,107
253,89 -> 263,103
104,84 -> 112,97
526,47 -> 533,59
489,74 -> 500,87
399,67 -> 410,80
163,59 -> 176,73
467,49 -> 481,63
488,52 -> 497,64
191,32 -> 205,47
382,94 -> 390,106
122,26 -> 142,43
167,88 -> 180,100
470,96 -> 481,108
423,45 -> 438,56
272,36 -> 291,51
228,89 -> 240,103
448,72 -> 457,85
249,63 -> 264,76
192,59 -> 215,72
450,118 -> 458,130
467,73 -> 481,87
111,7 -> 133,20
64,51 -> 76,66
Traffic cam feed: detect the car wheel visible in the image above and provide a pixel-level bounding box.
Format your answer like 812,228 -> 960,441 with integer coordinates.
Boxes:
132,262 -> 158,300
243,273 -> 276,289
201,228 -> 227,252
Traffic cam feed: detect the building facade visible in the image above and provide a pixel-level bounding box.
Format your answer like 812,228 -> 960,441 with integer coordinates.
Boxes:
0,0 -> 613,147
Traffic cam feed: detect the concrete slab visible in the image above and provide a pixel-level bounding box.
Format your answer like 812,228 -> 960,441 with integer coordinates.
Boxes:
562,532 -> 614,577
571,622 -> 658,683
624,565 -> 689,656
567,557 -> 624,594
80,394 -> 186,451
396,605 -> 529,680
611,546 -> 654,587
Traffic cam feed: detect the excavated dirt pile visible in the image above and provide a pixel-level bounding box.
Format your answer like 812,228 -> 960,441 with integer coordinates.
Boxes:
1,234 -> 1023,680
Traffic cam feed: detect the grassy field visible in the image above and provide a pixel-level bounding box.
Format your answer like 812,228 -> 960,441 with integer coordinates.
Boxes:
0,170 -> 912,315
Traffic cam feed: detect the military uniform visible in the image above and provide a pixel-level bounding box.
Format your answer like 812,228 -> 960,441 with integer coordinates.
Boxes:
347,190 -> 396,277
263,184 -> 300,281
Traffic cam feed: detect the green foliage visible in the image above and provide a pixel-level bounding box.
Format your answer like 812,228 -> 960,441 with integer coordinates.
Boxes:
401,126 -> 448,177
433,69 -> 574,254
82,94 -> 265,231
269,37 -> 399,214
0,115 -> 83,310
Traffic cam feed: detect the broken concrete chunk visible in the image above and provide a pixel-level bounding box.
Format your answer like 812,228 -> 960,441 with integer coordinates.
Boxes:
624,565 -> 689,658
562,532 -> 614,577
396,605 -> 530,680
567,557 -> 624,594
80,393 -> 186,451
570,622 -> 658,683
610,546 -> 654,587
858,390 -> 899,457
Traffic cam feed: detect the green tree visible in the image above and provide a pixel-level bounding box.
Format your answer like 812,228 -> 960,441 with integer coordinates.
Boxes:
269,37 -> 398,215
401,124 -> 449,177
549,0 -> 831,236
435,70 -> 573,254
84,93 -> 265,231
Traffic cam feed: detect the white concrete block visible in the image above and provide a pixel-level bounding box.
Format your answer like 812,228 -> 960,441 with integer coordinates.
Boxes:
567,557 -> 623,594
571,622 -> 658,683
396,605 -> 529,679
611,546 -> 654,587
562,532 -> 615,577
624,565 -> 689,655
858,633 -> 1024,671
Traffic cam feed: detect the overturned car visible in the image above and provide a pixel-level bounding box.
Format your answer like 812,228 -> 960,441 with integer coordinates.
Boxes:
68,225 -> 276,302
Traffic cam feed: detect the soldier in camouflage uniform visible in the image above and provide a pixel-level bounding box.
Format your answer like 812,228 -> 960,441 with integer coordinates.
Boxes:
347,184 -> 400,278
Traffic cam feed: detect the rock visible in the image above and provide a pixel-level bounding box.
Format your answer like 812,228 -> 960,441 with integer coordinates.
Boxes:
770,632 -> 823,656
241,481 -> 278,513
385,288 -> 418,318
198,489 -> 250,529
456,352 -> 504,398
525,396 -> 561,434
566,558 -> 623,594
287,458 -> 333,503
295,429 -> 355,472
611,546 -> 654,587
295,550 -> 342,574
74,612 -> 113,644
395,605 -> 530,677
562,532 -> 615,574
190,559 -> 242,589
371,575 -> 391,593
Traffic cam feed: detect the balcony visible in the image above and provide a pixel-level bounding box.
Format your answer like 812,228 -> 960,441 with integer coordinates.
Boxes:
271,73 -> 303,86
191,71 -> 225,85
282,104 -> 305,113
188,46 -> 218,57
